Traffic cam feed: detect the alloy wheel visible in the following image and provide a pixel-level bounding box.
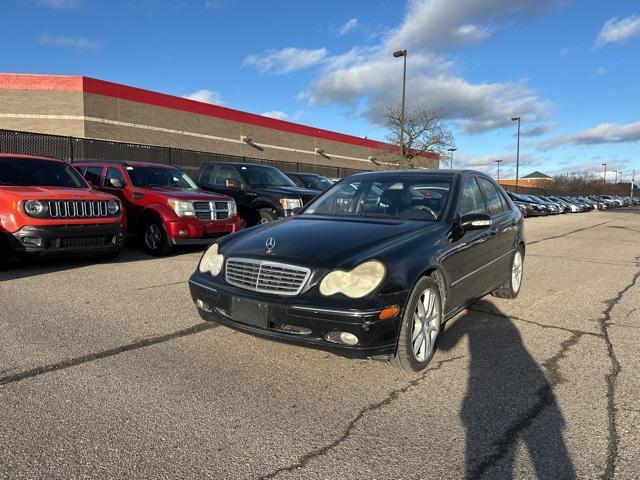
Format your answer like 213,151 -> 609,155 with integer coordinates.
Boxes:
145,224 -> 162,250
411,287 -> 441,362
512,251 -> 523,293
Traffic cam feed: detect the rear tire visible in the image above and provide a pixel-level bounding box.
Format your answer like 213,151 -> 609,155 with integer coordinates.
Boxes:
492,247 -> 524,299
390,273 -> 445,373
143,219 -> 172,256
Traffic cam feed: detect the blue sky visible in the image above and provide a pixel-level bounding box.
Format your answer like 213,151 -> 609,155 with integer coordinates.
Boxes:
2,0 -> 639,182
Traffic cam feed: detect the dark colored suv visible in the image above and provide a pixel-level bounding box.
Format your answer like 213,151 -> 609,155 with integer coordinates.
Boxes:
196,162 -> 320,224
285,172 -> 334,191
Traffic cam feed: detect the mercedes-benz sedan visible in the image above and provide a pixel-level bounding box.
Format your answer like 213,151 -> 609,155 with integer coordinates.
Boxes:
189,170 -> 525,372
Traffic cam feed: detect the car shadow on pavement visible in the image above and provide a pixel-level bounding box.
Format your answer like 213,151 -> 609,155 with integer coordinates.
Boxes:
438,300 -> 576,480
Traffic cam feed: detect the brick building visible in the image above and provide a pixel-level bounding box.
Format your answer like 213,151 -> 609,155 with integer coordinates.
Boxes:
0,73 -> 438,172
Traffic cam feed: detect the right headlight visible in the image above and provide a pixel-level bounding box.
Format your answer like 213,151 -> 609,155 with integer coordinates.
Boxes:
199,243 -> 224,276
24,200 -> 45,217
279,198 -> 302,210
319,260 -> 386,299
228,201 -> 238,217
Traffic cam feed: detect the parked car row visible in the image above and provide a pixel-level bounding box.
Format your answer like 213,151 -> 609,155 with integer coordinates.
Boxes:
507,191 -> 636,217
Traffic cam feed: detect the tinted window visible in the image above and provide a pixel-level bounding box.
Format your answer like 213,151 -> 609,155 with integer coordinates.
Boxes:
297,174 -> 333,190
199,165 -> 216,185
240,165 -> 296,187
477,177 -> 507,215
0,157 -> 87,188
83,166 -> 103,186
128,167 -> 197,188
214,166 -> 243,186
305,176 -> 451,221
459,177 -> 487,216
104,167 -> 125,187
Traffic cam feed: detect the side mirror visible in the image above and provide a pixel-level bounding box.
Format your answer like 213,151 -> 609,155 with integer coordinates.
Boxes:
109,178 -> 124,188
225,179 -> 241,189
460,213 -> 492,230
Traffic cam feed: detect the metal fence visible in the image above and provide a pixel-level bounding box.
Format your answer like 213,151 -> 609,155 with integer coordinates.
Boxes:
0,129 -> 366,178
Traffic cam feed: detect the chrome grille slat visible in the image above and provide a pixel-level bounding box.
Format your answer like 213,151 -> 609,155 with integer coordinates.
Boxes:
45,200 -> 111,219
225,258 -> 310,296
193,201 -> 232,221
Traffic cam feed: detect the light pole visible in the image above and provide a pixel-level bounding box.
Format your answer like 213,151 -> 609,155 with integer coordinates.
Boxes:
601,163 -> 607,209
511,117 -> 521,193
448,148 -> 457,170
393,49 -> 408,165
614,170 -> 618,184
494,159 -> 503,183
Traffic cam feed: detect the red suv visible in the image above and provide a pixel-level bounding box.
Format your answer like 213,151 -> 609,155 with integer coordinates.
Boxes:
0,154 -> 125,268
73,160 -> 244,255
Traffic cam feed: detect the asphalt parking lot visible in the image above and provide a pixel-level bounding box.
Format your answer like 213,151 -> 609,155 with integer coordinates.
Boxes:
1,209 -> 638,480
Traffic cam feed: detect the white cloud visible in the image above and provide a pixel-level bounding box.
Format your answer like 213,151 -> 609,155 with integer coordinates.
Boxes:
337,18 -> 358,35
595,15 -> 640,47
182,89 -> 224,105
539,121 -> 640,150
242,47 -> 328,75
37,0 -> 80,9
384,0 -> 561,48
261,111 -> 289,120
520,123 -> 556,137
39,31 -> 102,50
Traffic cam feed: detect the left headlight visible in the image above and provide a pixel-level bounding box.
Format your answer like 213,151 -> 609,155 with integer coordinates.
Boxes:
228,201 -> 238,217
23,200 -> 44,216
319,260 -> 386,299
279,198 -> 302,210
107,200 -> 120,215
168,198 -> 195,217
199,243 -> 224,276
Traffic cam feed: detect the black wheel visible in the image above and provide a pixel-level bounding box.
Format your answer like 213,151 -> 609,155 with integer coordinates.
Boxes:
142,219 -> 171,256
492,247 -> 524,299
256,208 -> 278,225
391,272 -> 445,373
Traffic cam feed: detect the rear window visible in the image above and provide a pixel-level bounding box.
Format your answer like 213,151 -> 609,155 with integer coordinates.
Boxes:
0,157 -> 87,188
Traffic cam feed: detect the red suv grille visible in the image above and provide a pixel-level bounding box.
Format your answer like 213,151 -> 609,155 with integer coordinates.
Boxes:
49,200 -> 109,219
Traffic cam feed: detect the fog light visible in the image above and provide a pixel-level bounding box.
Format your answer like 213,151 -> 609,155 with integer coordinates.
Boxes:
324,331 -> 359,345
21,236 -> 42,247
195,299 -> 213,313
178,229 -> 187,237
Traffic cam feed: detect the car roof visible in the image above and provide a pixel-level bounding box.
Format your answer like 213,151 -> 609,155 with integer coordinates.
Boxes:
73,159 -> 175,169
0,153 -> 66,162
202,161 -> 277,168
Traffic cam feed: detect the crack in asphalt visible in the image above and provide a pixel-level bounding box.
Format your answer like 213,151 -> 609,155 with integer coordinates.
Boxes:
466,306 -> 602,338
527,217 -> 624,246
599,256 -> 640,480
259,355 -> 466,480
0,322 -> 217,387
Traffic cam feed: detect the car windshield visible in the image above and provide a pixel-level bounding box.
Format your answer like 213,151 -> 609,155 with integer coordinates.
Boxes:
303,176 -> 451,221
0,157 -> 87,188
127,167 -> 197,189
297,174 -> 333,190
240,165 -> 297,187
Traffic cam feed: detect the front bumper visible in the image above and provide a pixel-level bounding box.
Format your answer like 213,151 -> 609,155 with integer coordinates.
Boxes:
188,276 -> 404,359
166,217 -> 245,246
5,223 -> 125,256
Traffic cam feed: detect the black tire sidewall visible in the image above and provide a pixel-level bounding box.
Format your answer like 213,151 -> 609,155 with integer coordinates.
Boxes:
398,276 -> 443,372
143,220 -> 170,255
258,208 -> 278,224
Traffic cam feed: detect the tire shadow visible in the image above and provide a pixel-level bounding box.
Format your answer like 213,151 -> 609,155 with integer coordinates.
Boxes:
439,300 -> 576,479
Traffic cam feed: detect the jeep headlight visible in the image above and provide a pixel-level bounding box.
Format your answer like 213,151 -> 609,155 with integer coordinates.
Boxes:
199,243 -> 224,276
24,200 -> 45,216
228,201 -> 238,217
107,200 -> 120,215
279,198 -> 302,210
319,260 -> 386,299
168,198 -> 195,217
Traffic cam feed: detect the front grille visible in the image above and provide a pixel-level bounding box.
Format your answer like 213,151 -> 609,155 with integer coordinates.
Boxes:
59,235 -> 110,248
225,258 -> 311,296
49,200 -> 110,219
193,201 -> 231,221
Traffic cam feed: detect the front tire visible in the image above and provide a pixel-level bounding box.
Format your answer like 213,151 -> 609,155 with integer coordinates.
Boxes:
143,219 -> 172,256
391,274 -> 444,373
492,248 -> 524,299
256,208 -> 278,225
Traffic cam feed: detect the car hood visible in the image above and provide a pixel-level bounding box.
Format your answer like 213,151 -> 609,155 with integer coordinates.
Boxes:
0,186 -> 118,201
219,215 -> 438,268
140,187 -> 231,201
252,185 -> 320,198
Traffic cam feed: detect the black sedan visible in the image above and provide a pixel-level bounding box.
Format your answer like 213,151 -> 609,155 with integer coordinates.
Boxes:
189,170 -> 525,372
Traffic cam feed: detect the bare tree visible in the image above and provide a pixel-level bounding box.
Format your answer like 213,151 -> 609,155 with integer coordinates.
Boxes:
385,106 -> 455,168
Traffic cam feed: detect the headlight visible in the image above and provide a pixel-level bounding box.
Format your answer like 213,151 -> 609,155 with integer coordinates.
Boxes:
168,198 -> 195,217
228,201 -> 238,217
199,243 -> 224,276
279,198 -> 302,210
319,260 -> 386,299
24,200 -> 44,216
107,200 -> 120,215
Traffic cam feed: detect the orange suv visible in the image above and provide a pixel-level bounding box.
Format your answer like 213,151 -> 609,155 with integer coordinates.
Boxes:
0,154 -> 125,268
